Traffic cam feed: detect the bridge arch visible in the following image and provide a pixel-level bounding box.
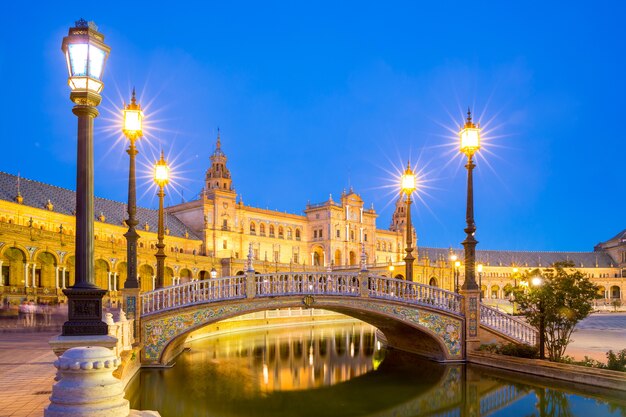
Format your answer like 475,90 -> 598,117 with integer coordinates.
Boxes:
141,296 -> 463,366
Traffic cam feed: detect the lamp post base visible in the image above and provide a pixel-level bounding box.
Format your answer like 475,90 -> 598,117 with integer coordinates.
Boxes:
62,287 -> 108,336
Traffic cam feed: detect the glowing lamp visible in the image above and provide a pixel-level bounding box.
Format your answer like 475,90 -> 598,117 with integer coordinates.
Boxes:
455,261 -> 461,268
123,89 -> 143,139
531,276 -> 543,287
459,109 -> 480,157
400,162 -> 416,195
154,151 -> 170,187
61,19 -> 110,95
210,268 -> 217,279
477,264 -> 483,273
450,254 -> 457,262
512,267 -> 519,274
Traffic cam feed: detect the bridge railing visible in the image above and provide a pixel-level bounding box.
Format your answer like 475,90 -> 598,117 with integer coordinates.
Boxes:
140,276 -> 246,315
367,275 -> 463,315
255,272 -> 360,297
479,304 -> 537,345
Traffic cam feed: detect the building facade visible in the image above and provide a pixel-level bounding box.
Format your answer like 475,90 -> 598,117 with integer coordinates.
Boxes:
0,134 -> 623,307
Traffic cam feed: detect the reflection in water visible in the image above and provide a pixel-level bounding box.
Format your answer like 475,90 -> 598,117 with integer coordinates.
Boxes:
128,322 -> 626,417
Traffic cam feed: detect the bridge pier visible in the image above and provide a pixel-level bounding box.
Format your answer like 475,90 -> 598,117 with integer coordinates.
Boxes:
461,288 -> 481,355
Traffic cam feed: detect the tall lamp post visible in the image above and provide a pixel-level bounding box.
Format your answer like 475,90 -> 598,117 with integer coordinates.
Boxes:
60,19 -> 110,336
154,151 -> 169,288
531,275 -> 546,360
477,263 -> 484,299
122,89 -> 143,290
459,108 -> 481,347
400,162 -> 416,281
459,109 -> 481,291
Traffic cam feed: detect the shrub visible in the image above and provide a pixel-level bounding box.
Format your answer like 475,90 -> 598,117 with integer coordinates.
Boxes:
606,349 -> 626,372
478,342 -> 538,359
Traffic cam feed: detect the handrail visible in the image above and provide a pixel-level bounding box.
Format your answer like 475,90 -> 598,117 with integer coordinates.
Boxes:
479,304 -> 537,345
140,276 -> 246,315
367,275 -> 463,315
255,272 -> 360,297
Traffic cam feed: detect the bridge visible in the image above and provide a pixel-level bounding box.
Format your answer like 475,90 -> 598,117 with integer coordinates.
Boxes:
137,271 -> 537,365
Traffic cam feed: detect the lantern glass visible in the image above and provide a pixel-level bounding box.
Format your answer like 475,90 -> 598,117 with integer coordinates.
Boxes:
123,109 -> 143,136
210,268 -> 217,279
154,162 -> 170,187
62,20 -> 110,95
460,127 -> 480,155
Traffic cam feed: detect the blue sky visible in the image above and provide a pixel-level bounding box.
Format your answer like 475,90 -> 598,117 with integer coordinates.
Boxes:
1,1 -> 624,251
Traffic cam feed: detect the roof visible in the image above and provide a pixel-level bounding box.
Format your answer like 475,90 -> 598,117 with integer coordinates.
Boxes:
0,172 -> 200,240
418,247 -> 615,268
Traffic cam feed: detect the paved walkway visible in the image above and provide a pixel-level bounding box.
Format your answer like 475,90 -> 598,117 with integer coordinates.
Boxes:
0,332 -> 57,417
565,312 -> 626,361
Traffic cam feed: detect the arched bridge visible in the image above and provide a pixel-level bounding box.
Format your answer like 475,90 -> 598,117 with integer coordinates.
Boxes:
138,271 -> 537,365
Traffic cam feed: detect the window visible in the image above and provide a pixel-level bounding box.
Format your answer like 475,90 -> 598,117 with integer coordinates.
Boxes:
222,219 -> 228,230
295,229 -> 301,240
364,233 -> 368,242
350,230 -> 355,241
223,240 -> 227,249
314,230 -> 318,239
278,226 -> 284,238
287,228 -> 292,239
269,225 -> 275,237
274,251 -> 280,262
336,229 -> 341,238
293,253 -> 299,264
250,222 -> 256,235
318,229 -> 323,238
260,224 -> 266,236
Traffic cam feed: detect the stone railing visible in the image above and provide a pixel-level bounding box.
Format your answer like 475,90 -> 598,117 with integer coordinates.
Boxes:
368,274 -> 463,315
480,385 -> 526,416
254,272 -> 361,297
104,311 -> 135,357
480,304 -> 537,345
140,276 -> 246,315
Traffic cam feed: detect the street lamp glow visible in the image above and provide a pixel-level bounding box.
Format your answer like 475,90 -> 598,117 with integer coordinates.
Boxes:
400,162 -> 416,195
531,276 -> 543,287
154,151 -> 170,187
455,260 -> 461,268
477,264 -> 483,273
123,89 -> 143,139
62,19 -> 110,95
210,268 -> 217,279
459,109 -> 480,157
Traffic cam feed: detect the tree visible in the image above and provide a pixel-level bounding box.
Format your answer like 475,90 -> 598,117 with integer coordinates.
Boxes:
511,262 -> 598,362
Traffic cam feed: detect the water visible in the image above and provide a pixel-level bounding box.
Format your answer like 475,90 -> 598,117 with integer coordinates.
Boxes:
128,322 -> 626,417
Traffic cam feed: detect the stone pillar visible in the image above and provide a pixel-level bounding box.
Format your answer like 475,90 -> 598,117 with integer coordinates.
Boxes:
246,271 -> 256,299
0,260 -> 3,287
461,288 -> 481,356
62,267 -> 67,289
44,346 -> 130,417
152,275 -> 156,290
113,273 -> 118,291
24,263 -> 29,288
55,266 -> 60,289
107,272 -> 112,291
32,263 -> 37,288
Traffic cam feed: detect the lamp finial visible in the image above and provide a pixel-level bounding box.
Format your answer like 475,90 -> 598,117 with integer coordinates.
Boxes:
131,87 -> 137,106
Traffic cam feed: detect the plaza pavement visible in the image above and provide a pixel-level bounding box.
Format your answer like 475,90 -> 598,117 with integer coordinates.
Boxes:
0,313 -> 624,417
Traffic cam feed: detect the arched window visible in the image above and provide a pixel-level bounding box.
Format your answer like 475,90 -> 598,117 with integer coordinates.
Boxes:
260,223 -> 266,236
278,226 -> 284,238
250,222 -> 256,235
269,225 -> 275,237
287,228 -> 293,239
295,229 -> 301,240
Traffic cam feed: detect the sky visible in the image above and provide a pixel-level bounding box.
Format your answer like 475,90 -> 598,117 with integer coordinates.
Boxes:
0,1 -> 624,252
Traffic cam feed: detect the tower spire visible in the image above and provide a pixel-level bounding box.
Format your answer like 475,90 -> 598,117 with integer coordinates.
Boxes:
216,127 -> 221,150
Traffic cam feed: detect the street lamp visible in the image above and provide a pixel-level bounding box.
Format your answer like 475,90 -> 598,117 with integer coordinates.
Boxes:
477,263 -> 484,299
154,151 -> 169,289
454,260 -> 461,293
210,267 -> 218,279
400,162 -> 416,281
531,275 -> 546,359
459,109 -> 481,291
122,88 -> 143,290
60,19 -> 110,336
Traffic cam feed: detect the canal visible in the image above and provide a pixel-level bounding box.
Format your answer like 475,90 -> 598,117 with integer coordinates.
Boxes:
128,321 -> 626,416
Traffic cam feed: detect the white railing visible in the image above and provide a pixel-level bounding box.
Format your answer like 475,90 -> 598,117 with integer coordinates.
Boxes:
255,272 -> 360,297
368,275 -> 463,315
480,304 -> 537,345
480,385 -> 527,416
140,276 -> 246,315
